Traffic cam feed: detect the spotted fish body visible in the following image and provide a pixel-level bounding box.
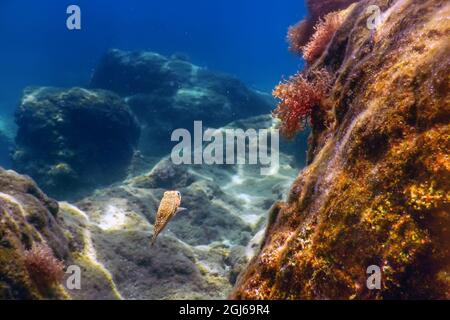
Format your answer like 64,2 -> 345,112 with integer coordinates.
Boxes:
151,191 -> 182,246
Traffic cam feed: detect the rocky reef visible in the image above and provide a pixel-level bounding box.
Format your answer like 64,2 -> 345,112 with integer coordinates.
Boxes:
11,51 -> 277,199
91,49 -> 275,157
1,112 -> 299,299
12,87 -> 140,199
0,167 -> 68,299
3,0 -> 446,301
58,114 -> 298,299
233,0 -> 449,299
0,43 -> 307,299
0,166 -> 135,299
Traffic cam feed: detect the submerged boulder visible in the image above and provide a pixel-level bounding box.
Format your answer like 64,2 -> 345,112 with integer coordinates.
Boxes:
233,0 -> 450,300
0,168 -> 68,299
90,49 -> 275,157
12,87 -> 140,200
0,167 -> 137,300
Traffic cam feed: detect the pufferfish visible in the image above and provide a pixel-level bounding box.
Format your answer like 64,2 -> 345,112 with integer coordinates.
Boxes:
151,191 -> 186,246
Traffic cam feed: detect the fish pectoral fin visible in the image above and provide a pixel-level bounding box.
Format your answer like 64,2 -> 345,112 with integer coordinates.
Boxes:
176,207 -> 188,214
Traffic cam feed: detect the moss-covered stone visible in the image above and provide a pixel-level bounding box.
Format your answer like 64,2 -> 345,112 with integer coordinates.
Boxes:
232,0 -> 449,300
0,168 -> 69,299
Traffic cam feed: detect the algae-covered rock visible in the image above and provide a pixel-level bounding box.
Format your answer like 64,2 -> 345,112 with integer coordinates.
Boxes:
0,168 -> 68,299
233,0 -> 450,300
90,49 -> 275,157
12,87 -> 140,200
0,168 -> 124,300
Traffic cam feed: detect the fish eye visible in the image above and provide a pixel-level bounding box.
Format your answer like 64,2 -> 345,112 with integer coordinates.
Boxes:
176,191 -> 181,196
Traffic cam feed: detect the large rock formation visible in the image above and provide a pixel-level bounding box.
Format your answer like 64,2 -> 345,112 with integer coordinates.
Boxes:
90,49 -> 275,157
0,167 -> 136,300
12,87 -> 141,200
0,168 -> 67,299
233,0 -> 449,299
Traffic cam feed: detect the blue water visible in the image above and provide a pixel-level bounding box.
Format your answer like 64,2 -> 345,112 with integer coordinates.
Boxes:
0,0 -> 307,117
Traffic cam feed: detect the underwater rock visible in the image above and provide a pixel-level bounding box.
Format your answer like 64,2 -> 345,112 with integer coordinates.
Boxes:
12,87 -> 140,200
233,0 -> 450,299
78,159 -> 254,247
1,108 -> 301,299
0,168 -> 67,299
0,117 -> 14,168
90,49 -> 275,157
0,168 -> 126,299
49,114 -> 300,299
56,175 -> 247,299
225,246 -> 248,285
90,49 -> 182,97
58,200 -> 230,300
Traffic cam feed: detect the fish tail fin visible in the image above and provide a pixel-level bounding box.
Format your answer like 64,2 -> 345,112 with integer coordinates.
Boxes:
150,232 -> 158,246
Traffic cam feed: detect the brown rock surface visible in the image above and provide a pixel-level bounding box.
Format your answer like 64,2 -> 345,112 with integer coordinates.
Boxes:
233,0 -> 449,299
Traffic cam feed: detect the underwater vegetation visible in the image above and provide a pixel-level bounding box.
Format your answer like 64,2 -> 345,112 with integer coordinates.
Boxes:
273,69 -> 331,138
24,243 -> 65,289
300,12 -> 344,64
233,0 -> 450,299
275,3 -> 360,139
288,0 -> 361,54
